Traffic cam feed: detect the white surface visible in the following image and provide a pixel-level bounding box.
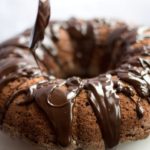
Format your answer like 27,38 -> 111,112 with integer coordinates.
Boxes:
0,131 -> 150,150
0,0 -> 150,149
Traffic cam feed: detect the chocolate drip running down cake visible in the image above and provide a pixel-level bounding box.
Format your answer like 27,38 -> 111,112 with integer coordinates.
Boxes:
0,0 -> 150,149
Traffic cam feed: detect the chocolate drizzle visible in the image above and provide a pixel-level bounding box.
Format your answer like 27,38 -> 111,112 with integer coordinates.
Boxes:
85,75 -> 121,148
118,55 -> 150,98
115,42 -> 150,119
117,70 -> 149,97
34,78 -> 83,146
29,0 -> 50,49
0,46 -> 41,92
29,0 -> 50,74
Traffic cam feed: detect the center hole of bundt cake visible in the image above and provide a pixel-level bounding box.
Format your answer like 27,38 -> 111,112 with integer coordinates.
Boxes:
60,47 -> 122,79
46,23 -> 130,79
42,19 -> 134,79
57,39 -> 126,79
55,46 -> 124,79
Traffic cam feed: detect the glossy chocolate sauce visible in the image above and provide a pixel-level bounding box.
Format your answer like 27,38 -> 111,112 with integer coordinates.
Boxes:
85,75 -> 121,148
0,1 -> 150,149
0,46 -> 41,92
29,0 -> 50,50
116,42 -> 150,118
29,0 -> 50,73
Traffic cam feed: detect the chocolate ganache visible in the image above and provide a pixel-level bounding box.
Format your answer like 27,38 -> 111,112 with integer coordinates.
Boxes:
0,0 -> 150,149
29,0 -> 50,76
29,0 -> 50,50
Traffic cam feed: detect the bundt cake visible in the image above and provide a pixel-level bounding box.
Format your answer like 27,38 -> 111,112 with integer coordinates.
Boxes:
0,0 -> 150,149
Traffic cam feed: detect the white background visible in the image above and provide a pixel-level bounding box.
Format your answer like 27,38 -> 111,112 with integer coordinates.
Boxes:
0,0 -> 150,149
0,0 -> 150,42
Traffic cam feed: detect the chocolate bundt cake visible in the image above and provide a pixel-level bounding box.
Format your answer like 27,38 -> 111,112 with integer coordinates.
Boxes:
0,0 -> 150,149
